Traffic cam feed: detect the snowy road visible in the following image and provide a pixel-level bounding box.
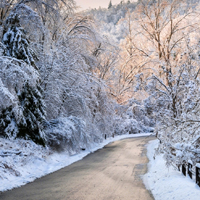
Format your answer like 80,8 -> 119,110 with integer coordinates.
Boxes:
0,136 -> 154,200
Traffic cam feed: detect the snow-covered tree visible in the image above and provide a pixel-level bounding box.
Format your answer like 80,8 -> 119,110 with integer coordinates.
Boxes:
0,105 -> 18,139
108,1 -> 113,9
0,82 -> 46,146
127,0 -> 200,166
0,8 -> 47,146
17,82 -> 46,146
3,13 -> 37,68
0,55 -> 46,144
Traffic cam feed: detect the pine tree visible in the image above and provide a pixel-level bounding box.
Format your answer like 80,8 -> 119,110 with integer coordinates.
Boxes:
0,13 -> 46,146
108,0 -> 112,9
17,82 -> 46,146
0,106 -> 18,138
2,13 -> 38,68
0,83 -> 46,146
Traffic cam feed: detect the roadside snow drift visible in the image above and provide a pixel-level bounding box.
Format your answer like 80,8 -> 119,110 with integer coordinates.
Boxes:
144,140 -> 200,200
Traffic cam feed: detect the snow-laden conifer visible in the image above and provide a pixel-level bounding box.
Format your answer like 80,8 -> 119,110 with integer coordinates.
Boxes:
108,1 -> 113,9
3,13 -> 37,68
17,82 -> 46,146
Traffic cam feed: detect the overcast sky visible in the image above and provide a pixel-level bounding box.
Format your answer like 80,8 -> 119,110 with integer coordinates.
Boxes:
75,0 -> 129,10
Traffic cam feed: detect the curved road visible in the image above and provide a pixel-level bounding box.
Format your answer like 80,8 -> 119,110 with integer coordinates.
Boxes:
0,136 -> 155,200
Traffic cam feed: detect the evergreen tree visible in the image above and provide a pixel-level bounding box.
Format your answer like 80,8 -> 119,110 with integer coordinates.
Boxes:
18,82 -> 46,146
0,106 -> 18,138
0,82 -> 46,146
108,0 -> 112,9
0,13 -> 46,146
2,13 -> 38,68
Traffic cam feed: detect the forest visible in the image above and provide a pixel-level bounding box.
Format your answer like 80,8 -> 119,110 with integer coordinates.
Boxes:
1,0 -> 200,171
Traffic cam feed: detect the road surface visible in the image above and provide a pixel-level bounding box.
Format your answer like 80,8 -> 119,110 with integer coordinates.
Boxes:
0,136 -> 155,200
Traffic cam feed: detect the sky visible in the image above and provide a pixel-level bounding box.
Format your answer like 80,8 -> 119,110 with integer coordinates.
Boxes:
75,0 -> 128,11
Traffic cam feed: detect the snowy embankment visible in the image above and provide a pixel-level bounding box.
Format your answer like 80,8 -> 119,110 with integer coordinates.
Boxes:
0,133 -> 152,192
144,140 -> 200,200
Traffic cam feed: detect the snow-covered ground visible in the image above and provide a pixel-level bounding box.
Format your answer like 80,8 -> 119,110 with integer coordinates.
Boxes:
4,134 -> 200,199
144,140 -> 200,200
0,133 -> 152,192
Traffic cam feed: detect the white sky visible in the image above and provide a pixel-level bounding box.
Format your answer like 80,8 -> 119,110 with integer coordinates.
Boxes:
75,0 -> 131,10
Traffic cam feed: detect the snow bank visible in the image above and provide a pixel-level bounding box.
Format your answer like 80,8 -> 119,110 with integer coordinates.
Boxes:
144,140 -> 200,200
0,133 -> 153,192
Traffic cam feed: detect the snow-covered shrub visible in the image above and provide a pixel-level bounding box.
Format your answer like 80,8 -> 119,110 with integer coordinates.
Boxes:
114,101 -> 155,136
45,116 -> 88,153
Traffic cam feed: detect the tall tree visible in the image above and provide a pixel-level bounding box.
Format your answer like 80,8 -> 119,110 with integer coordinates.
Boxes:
0,11 -> 46,146
18,82 -> 46,146
2,13 -> 38,68
128,0 -> 200,166
108,0 -> 112,9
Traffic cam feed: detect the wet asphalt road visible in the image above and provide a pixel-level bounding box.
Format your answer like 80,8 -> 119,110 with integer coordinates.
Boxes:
0,136 -> 155,200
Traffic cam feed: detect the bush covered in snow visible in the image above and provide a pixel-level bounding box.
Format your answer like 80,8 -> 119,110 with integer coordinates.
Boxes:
45,117 -> 88,153
114,100 -> 155,136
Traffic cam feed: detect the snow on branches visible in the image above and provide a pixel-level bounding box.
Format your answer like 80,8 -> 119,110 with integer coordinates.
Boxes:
130,0 -> 200,166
